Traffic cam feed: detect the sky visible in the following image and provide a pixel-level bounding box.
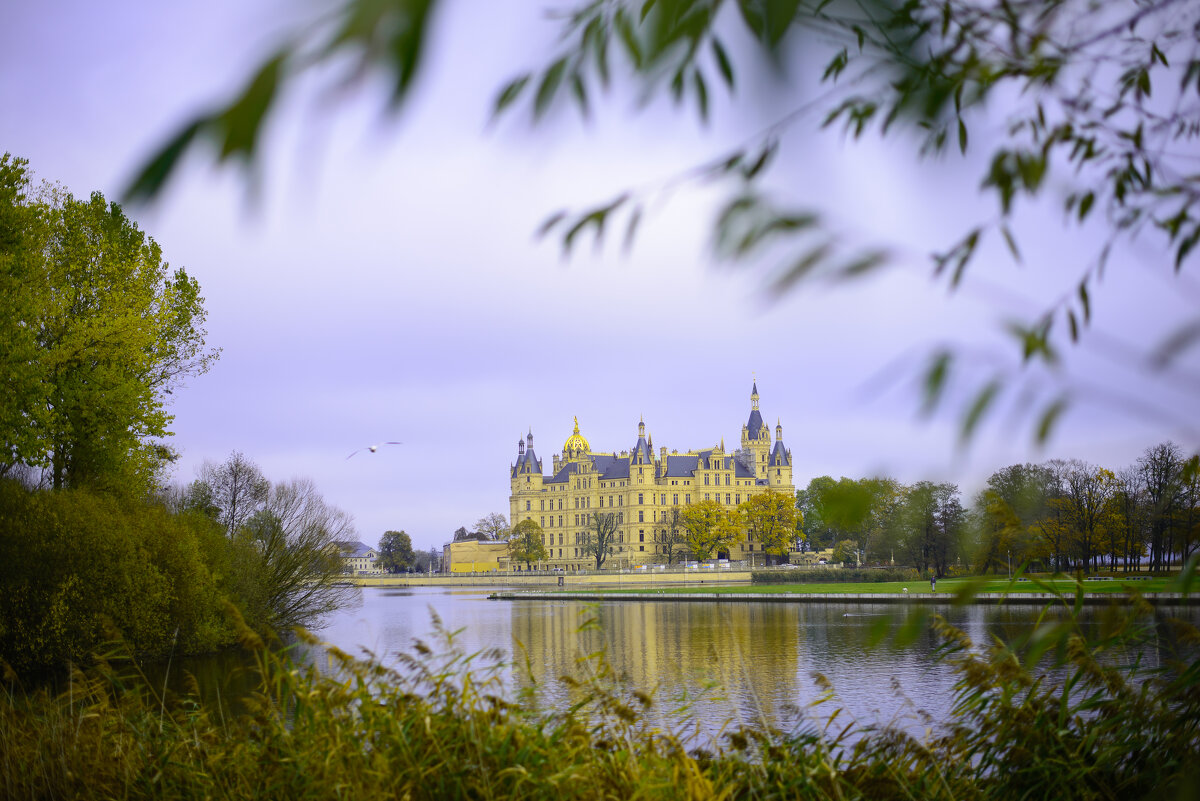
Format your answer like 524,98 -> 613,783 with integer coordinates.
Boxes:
2,0 -> 1197,552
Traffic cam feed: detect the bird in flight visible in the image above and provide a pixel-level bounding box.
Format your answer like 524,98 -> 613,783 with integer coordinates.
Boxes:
347,442 -> 402,459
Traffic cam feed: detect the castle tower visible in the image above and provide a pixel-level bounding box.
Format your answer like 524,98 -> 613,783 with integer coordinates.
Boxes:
510,430 -> 544,519
631,415 -> 653,483
740,381 -> 772,480
769,418 -> 793,489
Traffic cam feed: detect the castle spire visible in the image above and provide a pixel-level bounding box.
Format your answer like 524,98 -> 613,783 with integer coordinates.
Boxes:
751,380 -> 760,411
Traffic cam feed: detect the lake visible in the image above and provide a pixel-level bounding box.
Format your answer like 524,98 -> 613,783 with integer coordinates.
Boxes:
304,585 -> 1196,740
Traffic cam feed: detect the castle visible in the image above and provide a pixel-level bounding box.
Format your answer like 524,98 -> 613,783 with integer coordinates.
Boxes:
508,383 -> 796,571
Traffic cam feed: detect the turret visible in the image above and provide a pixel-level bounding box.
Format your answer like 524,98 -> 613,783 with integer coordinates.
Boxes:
740,380 -> 771,480
769,418 -> 792,488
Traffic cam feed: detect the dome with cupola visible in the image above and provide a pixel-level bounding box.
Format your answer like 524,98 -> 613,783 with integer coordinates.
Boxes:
563,416 -> 590,454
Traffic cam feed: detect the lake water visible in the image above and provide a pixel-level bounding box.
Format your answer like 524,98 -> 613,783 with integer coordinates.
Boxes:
305,585 -> 1197,740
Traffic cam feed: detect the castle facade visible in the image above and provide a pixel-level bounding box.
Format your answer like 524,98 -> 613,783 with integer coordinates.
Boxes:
508,383 -> 795,571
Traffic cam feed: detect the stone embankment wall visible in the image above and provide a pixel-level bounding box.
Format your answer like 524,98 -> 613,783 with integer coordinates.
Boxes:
349,570 -> 754,588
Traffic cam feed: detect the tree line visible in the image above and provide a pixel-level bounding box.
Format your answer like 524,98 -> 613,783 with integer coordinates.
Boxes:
799,441 -> 1199,576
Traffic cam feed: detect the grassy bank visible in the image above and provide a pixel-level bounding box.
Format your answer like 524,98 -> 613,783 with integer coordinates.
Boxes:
2,577 -> 1199,800
532,576 -> 1174,595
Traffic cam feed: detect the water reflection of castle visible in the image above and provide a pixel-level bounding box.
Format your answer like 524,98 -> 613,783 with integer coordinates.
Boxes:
509,600 -> 805,730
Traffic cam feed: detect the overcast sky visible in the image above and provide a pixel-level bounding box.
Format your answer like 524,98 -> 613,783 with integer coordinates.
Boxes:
3,0 -> 1197,552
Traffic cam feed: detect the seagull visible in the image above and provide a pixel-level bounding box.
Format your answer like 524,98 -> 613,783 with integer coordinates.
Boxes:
346,442 -> 402,459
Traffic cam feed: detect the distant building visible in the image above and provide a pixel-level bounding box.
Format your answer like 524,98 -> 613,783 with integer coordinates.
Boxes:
509,383 -> 796,571
442,539 -> 508,573
335,541 -> 379,574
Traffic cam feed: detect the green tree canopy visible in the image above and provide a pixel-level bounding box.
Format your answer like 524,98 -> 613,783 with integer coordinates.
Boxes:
508,518 -> 547,568
378,530 -> 416,573
1,153 -> 218,495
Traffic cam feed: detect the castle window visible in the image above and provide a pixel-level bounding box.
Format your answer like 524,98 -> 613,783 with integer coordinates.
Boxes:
726,494 -> 731,504
559,515 -> 563,527
609,495 -> 613,506
540,516 -> 545,526
540,500 -> 545,510
673,494 -> 678,505
638,511 -> 644,522
704,475 -> 710,485
639,531 -> 644,542
526,501 -> 531,511
704,493 -> 710,501
660,494 -> 666,505
686,494 -> 691,504
736,494 -> 741,504
599,496 -> 604,507
618,496 -> 623,506
777,469 -> 781,476
638,493 -> 643,505
725,475 -> 731,485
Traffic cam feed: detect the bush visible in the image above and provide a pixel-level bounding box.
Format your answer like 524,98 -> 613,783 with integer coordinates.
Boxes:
0,481 -> 236,674
752,567 -> 922,584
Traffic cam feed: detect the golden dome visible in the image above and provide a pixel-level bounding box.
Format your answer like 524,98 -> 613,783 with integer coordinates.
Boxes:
563,416 -> 590,453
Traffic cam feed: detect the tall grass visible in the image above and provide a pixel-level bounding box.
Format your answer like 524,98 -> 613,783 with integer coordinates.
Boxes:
1,571 -> 1198,800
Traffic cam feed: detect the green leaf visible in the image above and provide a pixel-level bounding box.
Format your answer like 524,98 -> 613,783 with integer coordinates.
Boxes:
1078,191 -> 1095,221
1036,397 -> 1069,444
957,118 -> 967,155
1078,282 -> 1091,323
961,379 -> 1001,441
712,38 -> 734,88
215,52 -> 288,162
623,205 -> 643,254
693,69 -> 709,122
1067,310 -> 1078,342
533,58 -> 568,120
493,75 -> 531,117
922,352 -> 952,415
742,140 -> 777,180
1000,224 -> 1021,263
571,73 -> 589,118
123,120 -> 204,204
769,242 -> 832,293
536,211 -> 568,240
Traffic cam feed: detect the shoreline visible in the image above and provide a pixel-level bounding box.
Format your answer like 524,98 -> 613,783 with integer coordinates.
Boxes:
487,590 -> 1200,605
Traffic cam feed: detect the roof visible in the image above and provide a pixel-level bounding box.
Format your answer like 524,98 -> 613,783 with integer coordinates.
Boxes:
770,440 -> 790,467
746,408 -> 765,439
336,541 -> 376,558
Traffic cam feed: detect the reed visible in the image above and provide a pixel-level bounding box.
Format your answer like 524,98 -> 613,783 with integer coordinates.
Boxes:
1,568 -> 1197,800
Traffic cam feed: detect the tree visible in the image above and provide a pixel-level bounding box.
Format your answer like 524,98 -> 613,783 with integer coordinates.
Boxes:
897,482 -> 964,578
1138,442 -> 1188,571
475,512 -> 510,541
232,477 -> 357,631
973,463 -> 1057,572
377,530 -> 416,573
678,500 -> 741,561
2,156 -> 218,494
658,507 -> 689,565
739,491 -> 799,565
126,1 -> 1200,443
581,511 -> 619,570
196,451 -> 270,537
831,539 -> 858,566
508,518 -> 547,569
